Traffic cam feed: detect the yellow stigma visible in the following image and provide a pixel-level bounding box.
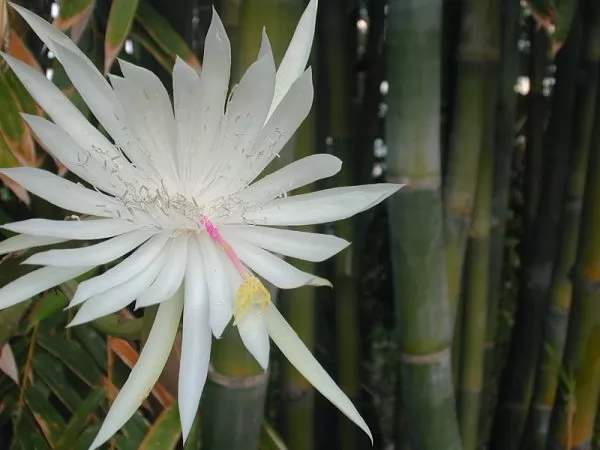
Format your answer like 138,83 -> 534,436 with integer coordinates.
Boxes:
233,276 -> 271,325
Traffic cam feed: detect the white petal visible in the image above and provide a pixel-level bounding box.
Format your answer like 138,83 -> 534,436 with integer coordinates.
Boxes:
0,53 -> 116,160
197,234 -> 232,338
24,229 -> 153,267
68,252 -> 165,321
196,45 -> 276,194
136,235 -> 188,308
175,10 -> 230,186
0,234 -> 68,256
237,311 -> 270,370
0,344 -> 19,385
0,265 -> 92,309
269,0 -> 318,118
118,60 -> 178,179
0,168 -> 122,217
221,225 -> 349,262
89,291 -> 183,450
3,219 -> 139,240
40,39 -> 125,147
232,68 -> 314,188
240,154 -> 342,203
71,234 -> 170,305
226,235 -> 330,289
179,237 -> 211,441
22,114 -> 130,196
242,184 -> 403,226
263,304 -> 372,441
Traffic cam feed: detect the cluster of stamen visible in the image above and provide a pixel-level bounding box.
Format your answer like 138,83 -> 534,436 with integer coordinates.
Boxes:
199,216 -> 271,324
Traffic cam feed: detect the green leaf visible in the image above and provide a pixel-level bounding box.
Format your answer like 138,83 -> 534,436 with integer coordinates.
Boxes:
135,2 -> 201,70
0,300 -> 30,348
130,25 -> 174,71
55,0 -> 95,30
104,0 -> 140,73
92,314 -> 144,340
26,291 -> 69,331
33,349 -> 85,412
16,409 -> 51,450
25,381 -> 66,445
54,388 -> 105,449
138,402 -> 182,450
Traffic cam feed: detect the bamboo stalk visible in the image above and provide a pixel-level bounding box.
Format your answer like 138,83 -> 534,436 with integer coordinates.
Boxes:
479,1 -> 521,444
457,63 -> 498,450
546,71 -> 600,450
522,1 -> 600,448
203,2 -> 304,448
386,1 -> 461,448
443,0 -> 502,333
319,0 -> 362,449
490,8 -> 582,450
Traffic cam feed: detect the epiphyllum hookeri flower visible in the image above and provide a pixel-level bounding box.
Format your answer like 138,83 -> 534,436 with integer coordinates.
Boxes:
0,0 -> 401,448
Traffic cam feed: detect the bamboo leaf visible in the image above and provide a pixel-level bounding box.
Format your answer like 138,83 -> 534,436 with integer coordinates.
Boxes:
54,388 -> 105,449
25,381 -> 66,445
26,291 -> 69,331
6,29 -> 43,73
0,300 -> 30,348
104,0 -> 139,73
54,0 -> 95,31
16,409 -> 51,450
0,73 -> 35,167
135,2 -> 201,70
33,349 -> 84,412
130,26 -> 174,71
138,402 -> 182,450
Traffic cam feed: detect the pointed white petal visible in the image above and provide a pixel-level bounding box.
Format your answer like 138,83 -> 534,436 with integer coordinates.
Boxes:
3,219 -> 139,240
0,234 -> 68,256
258,28 -> 273,59
240,154 -> 342,203
39,38 -> 125,146
0,344 -> 19,385
221,225 -> 349,262
118,60 -> 178,178
0,53 -> 116,160
197,235 -> 232,338
68,252 -> 165,320
72,234 -> 170,305
0,265 -> 92,309
233,68 -> 314,188
263,304 -> 372,441
237,311 -> 270,370
242,184 -> 403,226
24,230 -> 153,267
176,9 -> 230,185
226,235 -> 330,289
21,114 -> 130,196
0,168 -> 122,217
197,45 -> 276,193
269,0 -> 318,117
179,237 -> 211,441
136,235 -> 188,308
89,291 -> 183,450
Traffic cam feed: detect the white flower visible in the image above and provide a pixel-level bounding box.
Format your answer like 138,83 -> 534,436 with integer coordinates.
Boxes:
0,1 -> 401,448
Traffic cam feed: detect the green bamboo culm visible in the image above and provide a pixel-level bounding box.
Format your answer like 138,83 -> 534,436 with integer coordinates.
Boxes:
546,70 -> 600,450
443,0 -> 501,340
490,7 -> 582,450
386,1 -> 461,449
479,1 -> 521,444
320,0 -> 362,448
522,1 -> 600,448
202,2 -> 304,448
456,51 -> 499,450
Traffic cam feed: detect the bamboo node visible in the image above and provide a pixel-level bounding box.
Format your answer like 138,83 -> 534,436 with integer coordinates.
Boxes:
207,365 -> 268,388
399,347 -> 450,365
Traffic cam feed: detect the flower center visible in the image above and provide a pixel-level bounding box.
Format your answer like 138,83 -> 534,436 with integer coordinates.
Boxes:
199,216 -> 271,324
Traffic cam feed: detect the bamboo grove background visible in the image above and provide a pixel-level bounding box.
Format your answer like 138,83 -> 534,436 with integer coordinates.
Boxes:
0,0 -> 598,449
